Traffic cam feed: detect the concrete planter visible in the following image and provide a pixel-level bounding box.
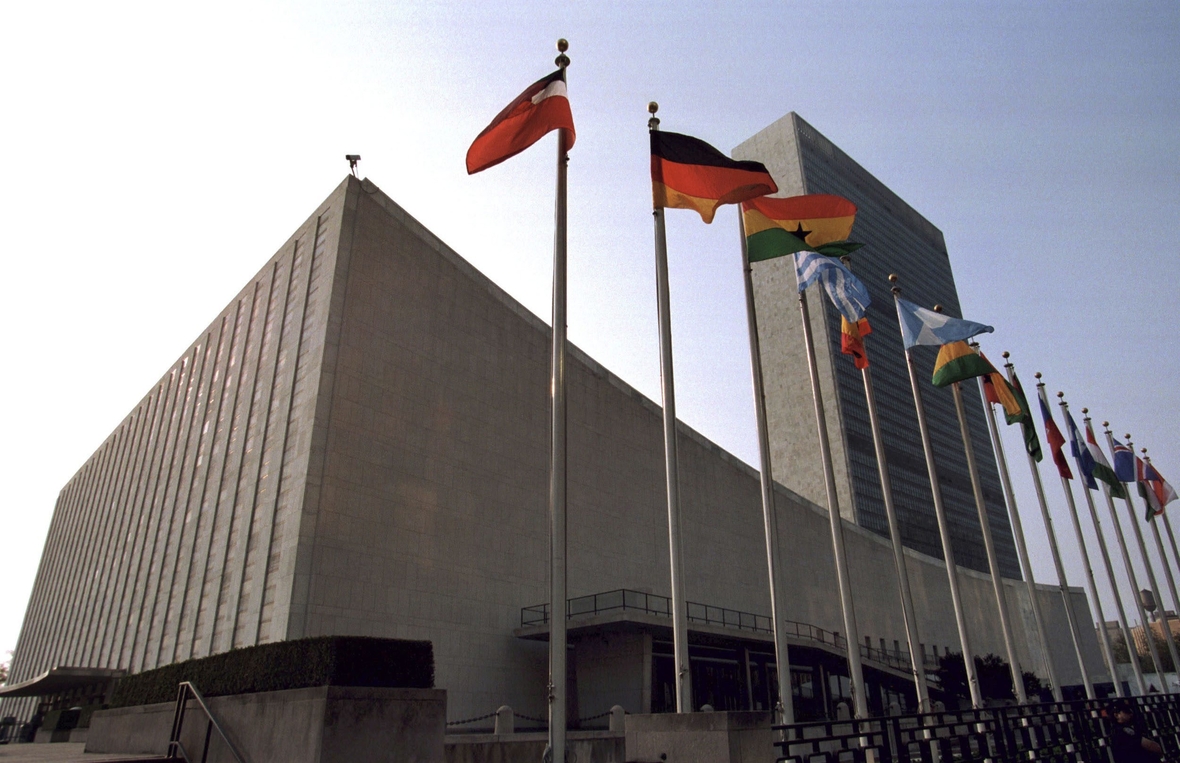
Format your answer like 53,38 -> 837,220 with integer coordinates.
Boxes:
87,685 -> 446,763
624,711 -> 774,763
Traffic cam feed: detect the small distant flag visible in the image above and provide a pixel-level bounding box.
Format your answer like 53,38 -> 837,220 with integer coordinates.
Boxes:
651,131 -> 777,223
1039,395 -> 1073,480
1113,439 -> 1135,483
1065,411 -> 1099,490
466,69 -> 575,174
895,299 -> 994,350
1083,419 -> 1127,499
1009,373 -> 1042,462
793,251 -> 871,322
742,194 -> 862,262
1139,459 -> 1178,519
841,317 -> 871,370
930,341 -> 993,387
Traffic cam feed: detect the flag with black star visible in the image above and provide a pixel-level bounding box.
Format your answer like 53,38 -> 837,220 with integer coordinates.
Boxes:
741,194 -> 862,261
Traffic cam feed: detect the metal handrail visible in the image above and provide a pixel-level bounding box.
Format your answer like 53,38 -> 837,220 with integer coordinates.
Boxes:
522,588 -> 940,675
167,681 -> 245,763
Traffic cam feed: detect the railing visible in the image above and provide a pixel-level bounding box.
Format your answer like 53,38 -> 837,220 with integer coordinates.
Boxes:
774,695 -> 1180,762
522,589 -> 940,674
167,682 -> 245,763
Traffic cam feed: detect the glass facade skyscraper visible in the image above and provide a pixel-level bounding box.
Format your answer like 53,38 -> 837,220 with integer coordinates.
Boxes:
734,113 -> 1021,579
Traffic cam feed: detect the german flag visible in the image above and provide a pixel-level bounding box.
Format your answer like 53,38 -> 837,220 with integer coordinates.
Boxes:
742,195 -> 860,262
650,131 -> 777,223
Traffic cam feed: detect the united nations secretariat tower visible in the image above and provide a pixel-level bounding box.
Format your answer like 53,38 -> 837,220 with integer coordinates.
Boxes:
2,113 -> 1106,725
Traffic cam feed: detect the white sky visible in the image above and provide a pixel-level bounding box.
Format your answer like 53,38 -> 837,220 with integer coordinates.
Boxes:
2,0 -> 1178,670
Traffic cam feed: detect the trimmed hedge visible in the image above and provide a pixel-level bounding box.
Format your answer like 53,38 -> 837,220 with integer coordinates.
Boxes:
109,636 -> 433,708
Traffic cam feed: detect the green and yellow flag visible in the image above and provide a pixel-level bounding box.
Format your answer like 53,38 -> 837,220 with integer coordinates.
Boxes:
741,194 -> 863,262
931,341 -> 994,387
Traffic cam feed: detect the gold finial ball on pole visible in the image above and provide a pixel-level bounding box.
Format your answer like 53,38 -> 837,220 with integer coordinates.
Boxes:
1082,407 -> 1089,415
933,304 -> 943,313
1002,351 -> 1010,359
1057,391 -> 1064,399
888,273 -> 898,282
555,38 -> 570,68
1103,421 -> 1110,428
647,102 -> 660,130
1034,372 -> 1042,379
648,101 -> 659,115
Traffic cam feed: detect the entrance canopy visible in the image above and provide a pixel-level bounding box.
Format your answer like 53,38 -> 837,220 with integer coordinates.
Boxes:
0,667 -> 124,698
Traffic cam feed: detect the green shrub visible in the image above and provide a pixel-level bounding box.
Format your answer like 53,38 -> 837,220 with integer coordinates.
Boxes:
109,636 -> 432,708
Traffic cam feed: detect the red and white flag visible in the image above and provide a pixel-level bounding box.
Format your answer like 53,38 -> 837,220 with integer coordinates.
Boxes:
466,69 -> 575,174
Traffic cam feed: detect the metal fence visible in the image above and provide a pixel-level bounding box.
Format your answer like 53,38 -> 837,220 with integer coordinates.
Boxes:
775,694 -> 1180,762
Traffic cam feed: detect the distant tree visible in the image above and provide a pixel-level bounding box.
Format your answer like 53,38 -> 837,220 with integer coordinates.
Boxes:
0,651 -> 10,686
937,652 -> 1047,702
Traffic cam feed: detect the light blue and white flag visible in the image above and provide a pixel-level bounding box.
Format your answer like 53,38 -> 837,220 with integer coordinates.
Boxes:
895,297 -> 993,349
793,251 -> 870,322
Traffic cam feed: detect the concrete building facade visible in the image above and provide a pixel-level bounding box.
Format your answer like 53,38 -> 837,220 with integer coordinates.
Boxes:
5,158 -> 1105,724
734,113 -> 1021,579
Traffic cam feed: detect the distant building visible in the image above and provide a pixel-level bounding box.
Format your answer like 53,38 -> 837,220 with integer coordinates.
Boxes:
734,113 -> 1021,578
3,125 -> 1105,725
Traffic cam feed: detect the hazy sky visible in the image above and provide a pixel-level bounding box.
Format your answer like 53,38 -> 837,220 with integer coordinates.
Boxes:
2,0 -> 1178,670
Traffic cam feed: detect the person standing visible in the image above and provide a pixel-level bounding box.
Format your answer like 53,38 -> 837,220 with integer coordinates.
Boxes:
1109,699 -> 1164,763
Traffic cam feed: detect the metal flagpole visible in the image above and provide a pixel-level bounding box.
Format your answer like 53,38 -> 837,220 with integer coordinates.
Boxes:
647,102 -> 692,713
949,374 -> 1026,703
797,286 -> 868,718
1057,392 -> 1142,695
547,39 -> 571,763
890,276 -> 982,708
1124,437 -> 1180,684
842,258 -> 929,711
1090,424 -> 1175,693
976,351 -> 1059,700
737,217 -> 793,724
1036,379 -> 1123,697
1007,363 -> 1093,699
1161,502 -> 1180,584
1077,410 -> 1159,693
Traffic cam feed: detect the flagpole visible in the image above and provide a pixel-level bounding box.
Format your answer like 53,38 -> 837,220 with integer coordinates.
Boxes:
1123,435 -> 1180,685
948,373 -> 1026,703
1161,505 -> 1180,583
648,102 -> 692,713
1078,410 -> 1161,693
1052,391 -> 1132,693
738,217 -> 793,724
1007,363 -> 1093,699
842,258 -> 929,711
547,39 -> 571,763
797,286 -> 868,718
976,351 -> 1059,700
890,276 -> 982,708
1036,380 -> 1123,697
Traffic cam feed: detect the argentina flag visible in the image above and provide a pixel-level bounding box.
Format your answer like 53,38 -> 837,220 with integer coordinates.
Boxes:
793,251 -> 870,322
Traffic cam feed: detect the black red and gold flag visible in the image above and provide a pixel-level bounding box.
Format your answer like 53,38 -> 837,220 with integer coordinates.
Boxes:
650,131 -> 777,223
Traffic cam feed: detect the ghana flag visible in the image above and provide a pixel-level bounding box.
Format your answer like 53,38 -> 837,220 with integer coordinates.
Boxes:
931,341 -> 994,388
742,194 -> 863,262
650,131 -> 777,224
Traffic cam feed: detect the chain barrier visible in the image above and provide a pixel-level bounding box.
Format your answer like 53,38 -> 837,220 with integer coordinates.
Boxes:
445,712 -> 497,727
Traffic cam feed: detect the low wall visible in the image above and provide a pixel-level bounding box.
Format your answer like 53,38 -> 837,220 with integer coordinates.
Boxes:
625,711 -> 774,763
444,730 -> 624,763
87,685 -> 446,763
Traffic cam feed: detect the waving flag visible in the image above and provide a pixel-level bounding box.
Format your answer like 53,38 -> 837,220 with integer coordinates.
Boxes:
651,131 -> 777,223
742,194 -> 862,261
1008,373 -> 1043,462
466,69 -> 575,174
1139,459 -> 1178,519
841,317 -> 871,370
895,298 -> 994,350
1113,439 -> 1135,483
1040,396 -> 1073,480
1065,411 -> 1099,490
794,250 -> 871,322
1084,419 -> 1127,498
980,359 -> 1022,419
931,341 -> 993,387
